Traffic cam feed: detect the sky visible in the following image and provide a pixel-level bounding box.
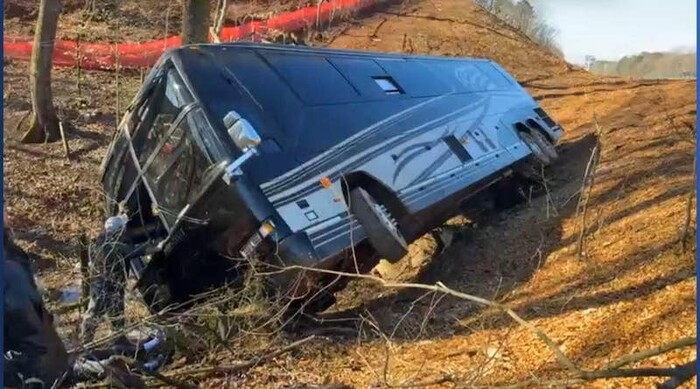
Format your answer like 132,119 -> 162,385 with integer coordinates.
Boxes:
528,0 -> 697,64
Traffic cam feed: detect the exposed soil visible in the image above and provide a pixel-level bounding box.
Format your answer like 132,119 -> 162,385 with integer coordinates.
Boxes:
3,0 -> 696,388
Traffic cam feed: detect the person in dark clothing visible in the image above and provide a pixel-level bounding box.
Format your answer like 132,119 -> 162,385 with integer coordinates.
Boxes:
4,230 -> 70,388
4,228 -> 37,286
4,259 -> 51,388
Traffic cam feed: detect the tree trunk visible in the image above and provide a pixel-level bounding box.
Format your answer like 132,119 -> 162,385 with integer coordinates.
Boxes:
182,0 -> 211,45
21,0 -> 62,144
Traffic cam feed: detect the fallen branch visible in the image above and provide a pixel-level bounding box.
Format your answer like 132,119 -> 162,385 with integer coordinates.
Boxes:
504,359 -> 697,387
606,337 -> 696,370
369,18 -> 387,38
491,358 -> 697,389
394,374 -> 455,388
493,377 -> 586,389
166,335 -> 317,378
581,364 -> 697,380
110,356 -> 197,389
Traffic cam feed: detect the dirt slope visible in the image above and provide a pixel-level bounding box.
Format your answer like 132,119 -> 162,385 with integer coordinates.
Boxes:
3,0 -> 696,387
327,0 -> 574,81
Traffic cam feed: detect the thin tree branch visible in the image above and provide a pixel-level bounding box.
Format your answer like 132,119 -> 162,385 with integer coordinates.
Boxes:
493,359 -> 697,388
582,366 -> 694,379
606,337 -> 696,370
110,356 -> 197,389
165,335 -> 317,377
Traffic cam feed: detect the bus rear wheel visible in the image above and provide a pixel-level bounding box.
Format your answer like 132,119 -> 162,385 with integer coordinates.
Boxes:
530,129 -> 558,161
519,130 -> 552,165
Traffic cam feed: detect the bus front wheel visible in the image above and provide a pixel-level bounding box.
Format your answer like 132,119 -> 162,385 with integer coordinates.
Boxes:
350,187 -> 408,263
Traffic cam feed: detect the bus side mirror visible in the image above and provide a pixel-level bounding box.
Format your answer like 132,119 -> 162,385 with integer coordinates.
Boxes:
224,111 -> 261,151
223,111 -> 261,180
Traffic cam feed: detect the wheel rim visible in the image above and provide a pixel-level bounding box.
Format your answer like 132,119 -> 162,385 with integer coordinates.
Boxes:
532,130 -> 557,158
373,203 -> 400,237
520,132 -> 549,163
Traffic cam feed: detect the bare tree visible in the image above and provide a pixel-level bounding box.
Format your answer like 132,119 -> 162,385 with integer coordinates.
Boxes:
472,0 -> 562,56
530,19 -> 562,55
83,0 -> 118,22
182,0 -> 211,44
21,0 -> 62,144
513,0 -> 535,33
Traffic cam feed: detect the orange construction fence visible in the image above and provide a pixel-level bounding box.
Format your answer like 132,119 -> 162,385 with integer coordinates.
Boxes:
3,0 -> 374,70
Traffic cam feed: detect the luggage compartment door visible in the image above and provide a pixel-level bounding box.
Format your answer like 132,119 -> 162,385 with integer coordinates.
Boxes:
448,122 -> 500,163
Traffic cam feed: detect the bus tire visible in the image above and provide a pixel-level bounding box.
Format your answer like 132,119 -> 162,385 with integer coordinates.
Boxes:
350,187 -> 408,262
519,130 -> 552,165
530,129 -> 559,161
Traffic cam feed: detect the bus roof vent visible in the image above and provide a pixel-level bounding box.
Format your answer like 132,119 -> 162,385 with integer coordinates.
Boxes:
373,76 -> 403,95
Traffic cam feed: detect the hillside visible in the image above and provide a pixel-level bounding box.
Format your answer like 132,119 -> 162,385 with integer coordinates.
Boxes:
2,0 -> 696,388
